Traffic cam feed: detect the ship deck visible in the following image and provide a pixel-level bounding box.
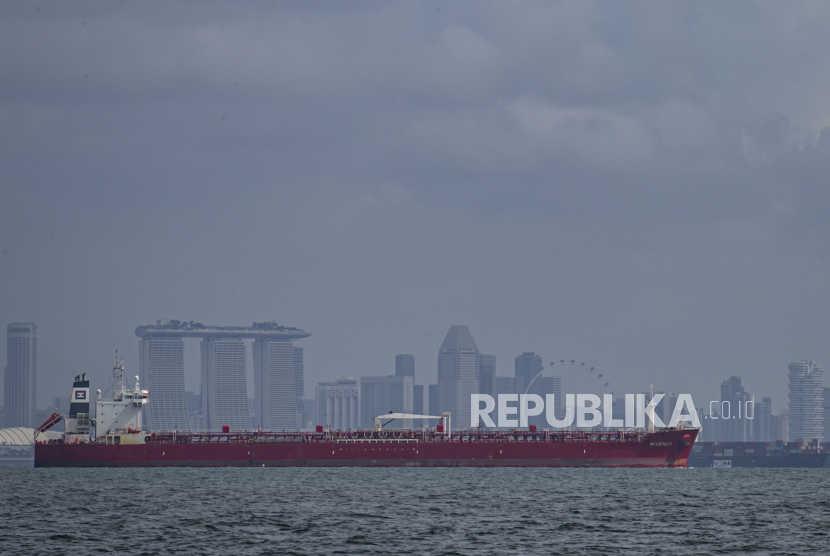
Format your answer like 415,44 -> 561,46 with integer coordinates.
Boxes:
35,429 -> 697,468
92,428 -> 659,445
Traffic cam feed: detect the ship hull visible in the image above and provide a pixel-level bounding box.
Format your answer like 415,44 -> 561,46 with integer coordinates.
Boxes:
36,430 -> 696,468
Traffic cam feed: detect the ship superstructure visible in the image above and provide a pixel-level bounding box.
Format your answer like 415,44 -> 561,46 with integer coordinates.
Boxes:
94,353 -> 148,445
63,373 -> 91,443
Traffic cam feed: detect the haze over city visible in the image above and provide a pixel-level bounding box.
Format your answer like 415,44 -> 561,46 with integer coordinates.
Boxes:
2,1 -> 829,410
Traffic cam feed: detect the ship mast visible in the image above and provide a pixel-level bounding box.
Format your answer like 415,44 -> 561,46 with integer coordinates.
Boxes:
113,349 -> 126,402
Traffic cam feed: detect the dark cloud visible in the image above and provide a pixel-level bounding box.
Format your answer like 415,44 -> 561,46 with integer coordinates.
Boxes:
1,1 -> 829,408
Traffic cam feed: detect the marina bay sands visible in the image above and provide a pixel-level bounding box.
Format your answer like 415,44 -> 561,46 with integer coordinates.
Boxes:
135,321 -> 311,432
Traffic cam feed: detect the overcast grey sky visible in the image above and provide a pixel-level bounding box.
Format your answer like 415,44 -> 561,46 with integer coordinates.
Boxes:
1,1 -> 829,411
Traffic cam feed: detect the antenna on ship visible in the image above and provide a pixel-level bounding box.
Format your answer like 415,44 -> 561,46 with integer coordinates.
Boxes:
113,349 -> 126,401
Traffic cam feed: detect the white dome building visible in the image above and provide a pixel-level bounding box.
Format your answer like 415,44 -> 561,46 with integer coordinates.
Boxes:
0,427 -> 62,467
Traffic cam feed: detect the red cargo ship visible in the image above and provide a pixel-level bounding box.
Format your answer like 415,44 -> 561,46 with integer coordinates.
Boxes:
34,357 -> 697,468
36,427 -> 697,468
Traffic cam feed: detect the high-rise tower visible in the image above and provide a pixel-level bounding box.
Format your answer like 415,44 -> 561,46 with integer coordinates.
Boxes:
139,336 -> 191,432
479,354 -> 496,398
253,339 -> 296,430
754,397 -> 773,442
359,375 -> 414,429
316,378 -> 359,430
200,338 -> 251,431
136,322 -> 310,432
395,354 -> 415,378
4,323 -> 37,428
294,346 -> 305,428
428,384 -> 440,416
437,325 -> 479,429
788,360 -> 824,440
515,352 -> 543,392
294,347 -> 304,400
720,376 -> 752,441
413,384 -> 424,415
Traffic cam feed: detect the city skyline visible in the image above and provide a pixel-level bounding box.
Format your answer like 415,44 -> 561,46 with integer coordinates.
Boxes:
4,318 -> 829,442
2,307 -> 825,413
2,317 -> 828,433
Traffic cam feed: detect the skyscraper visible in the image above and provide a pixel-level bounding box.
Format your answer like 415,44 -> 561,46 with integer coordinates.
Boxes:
302,399 -> 317,430
4,323 -> 37,428
754,397 -> 773,442
493,376 -> 524,398
200,338 -> 251,431
479,354 -> 496,398
491,374 -> 560,429
428,384 -> 440,416
139,336 -> 191,432
437,325 -> 479,430
294,346 -> 304,427
720,376 -> 752,441
772,410 -> 790,443
316,378 -> 359,430
136,322 -> 310,432
413,384 -> 424,415
529,376 -> 561,429
515,352 -> 543,392
360,375 -> 414,429
663,392 -> 680,427
706,403 -> 725,443
395,354 -> 415,378
253,339 -> 297,430
788,360 -> 824,440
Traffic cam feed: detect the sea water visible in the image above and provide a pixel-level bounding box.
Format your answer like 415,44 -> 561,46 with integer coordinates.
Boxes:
2,467 -> 828,555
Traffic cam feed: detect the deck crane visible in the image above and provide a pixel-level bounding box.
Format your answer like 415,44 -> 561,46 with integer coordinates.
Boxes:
373,412 -> 452,435
34,411 -> 63,440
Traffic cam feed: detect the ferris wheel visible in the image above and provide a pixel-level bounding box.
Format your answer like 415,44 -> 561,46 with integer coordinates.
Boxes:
524,359 -> 612,428
525,360 -> 610,397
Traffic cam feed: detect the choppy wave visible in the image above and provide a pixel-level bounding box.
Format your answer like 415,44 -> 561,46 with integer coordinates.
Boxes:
2,468 -> 829,555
